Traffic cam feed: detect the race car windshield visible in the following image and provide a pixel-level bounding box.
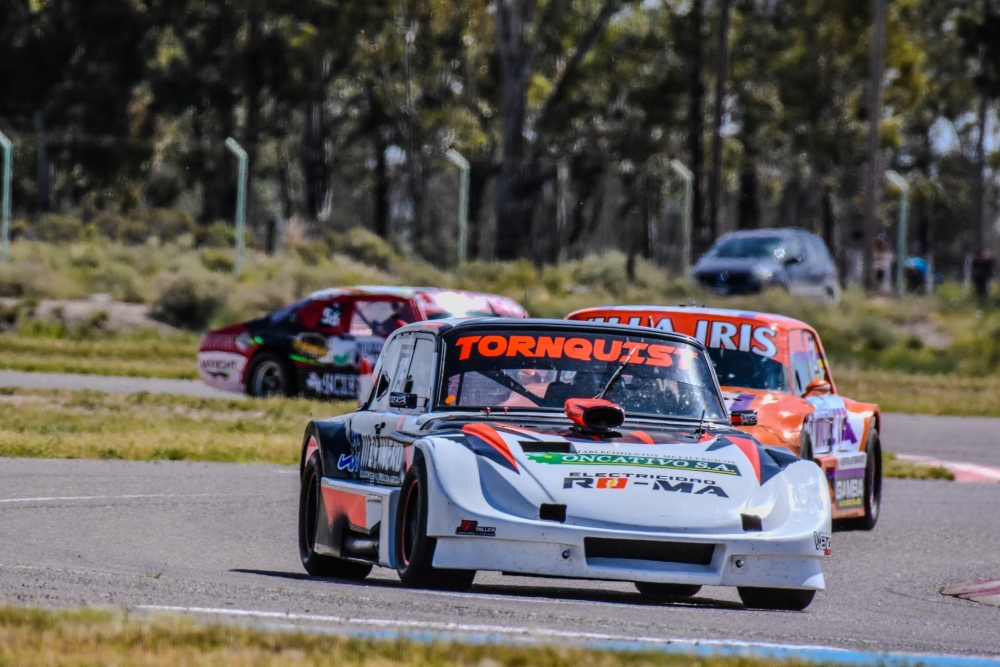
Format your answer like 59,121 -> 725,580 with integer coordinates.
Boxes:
706,235 -> 785,260
708,347 -> 790,392
439,330 -> 726,420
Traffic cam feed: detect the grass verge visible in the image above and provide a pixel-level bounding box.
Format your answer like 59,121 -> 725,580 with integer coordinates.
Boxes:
0,387 -> 958,482
883,452 -> 955,481
833,367 -> 1000,418
0,334 -> 199,379
0,605 -> 822,667
0,388 -> 352,464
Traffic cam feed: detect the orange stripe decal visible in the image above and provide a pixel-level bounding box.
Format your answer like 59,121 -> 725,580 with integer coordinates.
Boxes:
462,423 -> 519,471
321,487 -> 367,527
730,435 -> 762,484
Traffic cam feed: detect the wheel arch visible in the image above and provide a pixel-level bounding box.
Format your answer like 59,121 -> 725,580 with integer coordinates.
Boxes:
299,418 -> 353,480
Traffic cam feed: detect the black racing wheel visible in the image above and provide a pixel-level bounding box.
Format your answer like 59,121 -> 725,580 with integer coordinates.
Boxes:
842,428 -> 882,531
247,351 -> 296,397
738,586 -> 815,611
394,458 -> 475,591
298,452 -> 373,579
634,582 -> 702,597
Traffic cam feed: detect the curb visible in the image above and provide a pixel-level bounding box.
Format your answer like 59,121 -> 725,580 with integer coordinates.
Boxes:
895,454 -> 1000,483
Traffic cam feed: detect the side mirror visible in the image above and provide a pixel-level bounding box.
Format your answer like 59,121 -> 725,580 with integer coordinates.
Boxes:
804,379 -> 832,396
730,409 -> 757,427
389,391 -> 418,409
356,358 -> 374,408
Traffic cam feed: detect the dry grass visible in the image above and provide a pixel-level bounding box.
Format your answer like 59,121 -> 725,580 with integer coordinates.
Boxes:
883,452 -> 954,481
0,334 -> 198,379
0,605 -> 820,667
833,367 -> 1000,418
0,389 -> 352,464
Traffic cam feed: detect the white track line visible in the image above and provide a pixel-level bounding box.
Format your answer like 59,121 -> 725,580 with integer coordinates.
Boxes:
138,604 -> 830,650
0,493 -> 259,504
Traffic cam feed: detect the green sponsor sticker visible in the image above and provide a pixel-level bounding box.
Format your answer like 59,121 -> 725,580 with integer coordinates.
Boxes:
526,452 -> 741,476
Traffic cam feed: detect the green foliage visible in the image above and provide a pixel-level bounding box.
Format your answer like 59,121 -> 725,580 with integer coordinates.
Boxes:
326,228 -> 403,268
151,270 -> 231,331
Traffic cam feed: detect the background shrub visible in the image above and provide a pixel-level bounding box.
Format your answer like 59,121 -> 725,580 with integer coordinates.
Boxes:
151,270 -> 230,330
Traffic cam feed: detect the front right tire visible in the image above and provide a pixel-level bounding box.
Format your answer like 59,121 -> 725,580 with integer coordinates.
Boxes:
635,582 -> 702,598
394,459 -> 475,591
738,587 -> 815,611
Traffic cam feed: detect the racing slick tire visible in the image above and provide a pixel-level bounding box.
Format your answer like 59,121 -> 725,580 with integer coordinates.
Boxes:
247,352 -> 297,397
298,453 -> 373,580
842,429 -> 882,531
634,582 -> 702,598
737,587 -> 815,611
394,459 -> 476,591
799,432 -> 813,461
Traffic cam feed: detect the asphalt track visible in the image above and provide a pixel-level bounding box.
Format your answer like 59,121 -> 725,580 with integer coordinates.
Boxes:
1,370 -> 999,662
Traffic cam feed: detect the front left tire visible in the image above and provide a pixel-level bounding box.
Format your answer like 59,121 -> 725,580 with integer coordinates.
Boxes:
394,458 -> 476,591
247,351 -> 296,397
298,452 -> 373,580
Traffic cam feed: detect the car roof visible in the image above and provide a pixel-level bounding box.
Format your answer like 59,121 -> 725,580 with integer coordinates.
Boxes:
715,227 -> 822,241
390,316 -> 708,348
304,285 -> 525,311
566,305 -> 816,334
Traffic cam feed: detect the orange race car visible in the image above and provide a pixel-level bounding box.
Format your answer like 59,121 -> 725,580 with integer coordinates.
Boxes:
566,305 -> 881,529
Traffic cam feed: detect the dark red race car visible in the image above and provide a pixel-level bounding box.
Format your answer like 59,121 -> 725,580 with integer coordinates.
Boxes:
197,286 -> 528,399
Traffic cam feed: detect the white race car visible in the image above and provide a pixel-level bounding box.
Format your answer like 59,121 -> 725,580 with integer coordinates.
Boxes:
297,319 -> 832,610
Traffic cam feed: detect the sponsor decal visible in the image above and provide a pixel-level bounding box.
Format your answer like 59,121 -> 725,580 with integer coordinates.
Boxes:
814,531 -> 832,555
350,433 -> 406,485
563,474 -> 728,497
452,334 -> 696,370
199,357 -> 237,378
292,340 -> 328,359
320,304 -> 342,328
337,454 -> 358,473
528,452 -> 741,476
586,316 -> 779,358
306,372 -> 360,397
455,520 -> 496,537
833,469 -> 866,508
837,453 -> 867,470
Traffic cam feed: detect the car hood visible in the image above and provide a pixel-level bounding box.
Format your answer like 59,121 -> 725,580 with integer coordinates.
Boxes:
441,420 -> 803,534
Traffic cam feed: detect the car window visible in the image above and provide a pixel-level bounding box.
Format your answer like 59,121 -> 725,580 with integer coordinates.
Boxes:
790,329 -> 826,395
707,347 -> 790,393
785,235 -> 805,262
807,236 -> 834,265
368,336 -> 407,410
439,329 -> 726,420
383,336 -> 436,411
706,235 -> 784,260
350,298 -> 418,338
269,298 -> 309,325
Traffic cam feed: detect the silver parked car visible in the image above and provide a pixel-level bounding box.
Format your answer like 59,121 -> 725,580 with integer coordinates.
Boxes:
692,228 -> 841,304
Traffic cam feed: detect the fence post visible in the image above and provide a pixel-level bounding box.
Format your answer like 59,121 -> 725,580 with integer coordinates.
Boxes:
445,149 -> 469,267
667,159 -> 694,277
0,131 -> 12,263
885,170 -> 909,299
225,138 -> 248,278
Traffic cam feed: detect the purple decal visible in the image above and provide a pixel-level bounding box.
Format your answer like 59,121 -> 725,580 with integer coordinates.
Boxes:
729,393 -> 756,412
